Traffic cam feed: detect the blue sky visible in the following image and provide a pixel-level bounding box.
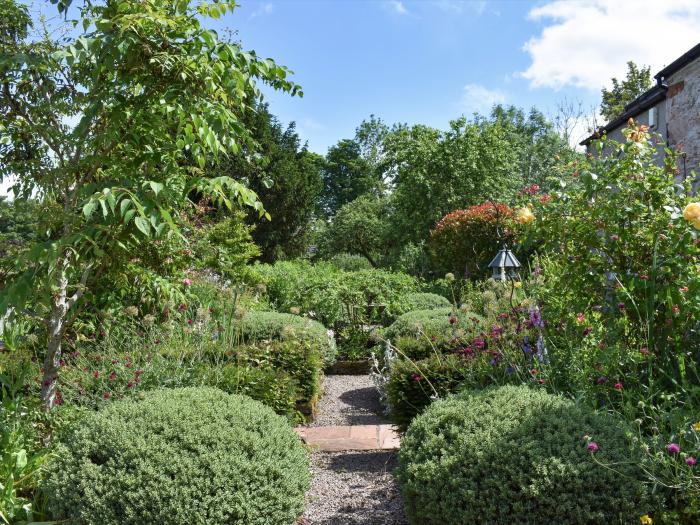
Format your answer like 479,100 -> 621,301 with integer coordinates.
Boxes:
224,0 -> 591,153
213,0 -> 700,154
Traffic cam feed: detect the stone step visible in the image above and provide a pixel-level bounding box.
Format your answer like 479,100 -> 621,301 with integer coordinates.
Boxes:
295,424 -> 400,452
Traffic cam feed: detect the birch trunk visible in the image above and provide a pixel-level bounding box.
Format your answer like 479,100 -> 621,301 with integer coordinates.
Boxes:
40,261 -> 70,410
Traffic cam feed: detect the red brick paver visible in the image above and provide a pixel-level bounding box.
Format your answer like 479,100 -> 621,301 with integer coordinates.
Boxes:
295,424 -> 400,452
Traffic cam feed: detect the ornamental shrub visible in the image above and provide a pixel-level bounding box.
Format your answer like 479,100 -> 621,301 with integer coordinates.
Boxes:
397,385 -> 652,524
252,260 -> 418,327
429,202 -> 517,277
45,387 -> 310,525
383,307 -> 483,342
238,310 -> 336,365
389,292 -> 451,320
327,253 -> 374,271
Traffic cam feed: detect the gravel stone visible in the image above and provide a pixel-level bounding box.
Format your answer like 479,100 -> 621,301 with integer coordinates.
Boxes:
309,375 -> 387,427
299,450 -> 408,525
298,374 -> 408,524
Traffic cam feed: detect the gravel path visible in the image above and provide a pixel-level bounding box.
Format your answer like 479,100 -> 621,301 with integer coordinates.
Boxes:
300,450 -> 408,525
308,375 -> 388,427
300,374 -> 408,525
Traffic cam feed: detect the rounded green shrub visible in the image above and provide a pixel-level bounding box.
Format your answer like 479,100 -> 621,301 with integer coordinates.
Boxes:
45,387 -> 310,525
327,253 -> 374,271
389,292 -> 451,319
383,307 -> 482,341
239,310 -> 337,365
397,385 -> 652,525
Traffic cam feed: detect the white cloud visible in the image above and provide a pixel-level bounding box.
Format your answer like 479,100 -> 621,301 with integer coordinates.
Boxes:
248,2 -> 274,20
521,0 -> 700,90
460,83 -> 506,114
389,1 -> 408,15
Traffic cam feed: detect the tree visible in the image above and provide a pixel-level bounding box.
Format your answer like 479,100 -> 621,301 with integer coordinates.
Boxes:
0,0 -> 300,409
318,194 -> 391,267
216,104 -> 323,261
600,61 -> 652,122
320,116 -> 390,217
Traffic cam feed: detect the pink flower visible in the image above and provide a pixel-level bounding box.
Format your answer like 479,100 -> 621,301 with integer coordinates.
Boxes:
576,313 -> 585,323
411,373 -> 422,382
587,442 -> 599,452
686,457 -> 697,467
618,302 -> 626,312
109,371 -> 116,381
93,371 -> 99,379
127,381 -> 134,389
667,443 -> 680,455
182,278 -> 192,286
178,303 -> 187,312
187,319 -> 193,325
614,382 -> 623,390
103,392 -> 110,399
640,274 -> 649,281
610,234 -> 619,241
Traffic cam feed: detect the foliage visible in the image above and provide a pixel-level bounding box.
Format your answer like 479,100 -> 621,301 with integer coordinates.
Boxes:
430,202 -> 517,277
389,292 -> 451,320
0,352 -> 51,524
319,116 -> 389,217
0,0 -> 300,408
600,61 -> 652,122
397,385 -> 652,525
252,260 -> 419,327
326,253 -> 374,272
57,316 -> 324,421
381,106 -> 574,255
237,310 -> 336,366
383,307 -> 478,342
45,387 -> 310,524
193,210 -> 260,281
522,123 -> 700,520
527,124 -> 700,408
317,194 -> 391,267
216,103 -> 323,261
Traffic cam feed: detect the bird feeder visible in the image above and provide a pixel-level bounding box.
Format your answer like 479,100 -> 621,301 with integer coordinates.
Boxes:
488,246 -> 521,281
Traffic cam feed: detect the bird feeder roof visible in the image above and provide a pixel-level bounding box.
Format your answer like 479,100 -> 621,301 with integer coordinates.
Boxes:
488,248 -> 521,269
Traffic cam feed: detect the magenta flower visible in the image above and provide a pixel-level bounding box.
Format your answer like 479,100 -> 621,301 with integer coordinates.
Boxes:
667,443 -> 680,455
686,457 -> 697,467
411,373 -> 422,382
587,442 -> 599,453
614,382 -> 623,390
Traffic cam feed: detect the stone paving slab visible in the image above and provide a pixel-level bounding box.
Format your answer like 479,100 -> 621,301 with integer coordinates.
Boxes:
295,424 -> 400,452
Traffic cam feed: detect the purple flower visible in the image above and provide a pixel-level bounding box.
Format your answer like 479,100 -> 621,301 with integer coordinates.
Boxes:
529,308 -> 544,329
587,442 -> 599,453
686,457 -> 697,467
505,366 -> 514,375
596,376 -> 607,385
582,326 -> 593,337
489,357 -> 498,366
522,336 -> 532,355
667,443 -> 680,455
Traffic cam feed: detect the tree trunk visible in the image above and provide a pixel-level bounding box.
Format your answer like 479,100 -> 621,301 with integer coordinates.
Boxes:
40,266 -> 69,410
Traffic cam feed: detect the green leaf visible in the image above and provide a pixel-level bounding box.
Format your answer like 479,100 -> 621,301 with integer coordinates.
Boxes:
134,217 -> 151,236
82,200 -> 97,218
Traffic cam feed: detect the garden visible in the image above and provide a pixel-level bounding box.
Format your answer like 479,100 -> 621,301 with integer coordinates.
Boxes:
0,1 -> 699,524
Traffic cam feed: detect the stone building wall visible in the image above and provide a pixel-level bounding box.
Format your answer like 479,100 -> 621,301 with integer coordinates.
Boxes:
666,58 -> 700,182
